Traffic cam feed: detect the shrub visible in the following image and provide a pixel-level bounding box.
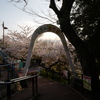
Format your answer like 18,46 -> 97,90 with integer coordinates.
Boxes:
40,69 -> 69,85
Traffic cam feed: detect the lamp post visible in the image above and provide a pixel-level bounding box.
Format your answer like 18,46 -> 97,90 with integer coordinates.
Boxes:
2,22 -> 8,44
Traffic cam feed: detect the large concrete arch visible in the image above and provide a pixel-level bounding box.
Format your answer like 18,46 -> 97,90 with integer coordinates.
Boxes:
24,24 -> 75,76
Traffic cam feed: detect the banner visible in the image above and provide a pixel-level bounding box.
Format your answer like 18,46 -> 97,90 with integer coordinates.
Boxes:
83,75 -> 91,91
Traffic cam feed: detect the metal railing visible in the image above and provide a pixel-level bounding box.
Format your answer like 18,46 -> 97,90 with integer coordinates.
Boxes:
69,72 -> 83,92
0,74 -> 39,100
68,72 -> 97,100
0,64 -> 16,80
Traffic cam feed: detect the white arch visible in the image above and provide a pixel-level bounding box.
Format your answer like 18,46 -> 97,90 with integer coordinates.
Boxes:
24,24 -> 75,76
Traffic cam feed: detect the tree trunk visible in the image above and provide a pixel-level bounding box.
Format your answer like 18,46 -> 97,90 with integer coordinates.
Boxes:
50,0 -> 99,90
64,22 -> 100,91
60,19 -> 99,88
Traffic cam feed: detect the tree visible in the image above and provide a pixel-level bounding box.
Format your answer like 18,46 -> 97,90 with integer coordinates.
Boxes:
71,0 -> 100,76
72,0 -> 100,59
10,0 -> 99,89
4,25 -> 33,59
49,0 -> 99,89
33,39 -> 69,66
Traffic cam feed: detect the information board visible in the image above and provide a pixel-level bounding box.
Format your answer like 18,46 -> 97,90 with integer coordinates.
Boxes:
83,75 -> 91,91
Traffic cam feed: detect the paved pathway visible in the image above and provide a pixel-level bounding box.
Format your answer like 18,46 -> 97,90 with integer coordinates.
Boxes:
11,76 -> 86,100
1,68 -> 100,100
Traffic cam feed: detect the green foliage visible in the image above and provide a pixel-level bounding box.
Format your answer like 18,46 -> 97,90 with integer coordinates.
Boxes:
51,65 -> 67,73
72,1 -> 100,37
40,69 -> 69,85
71,0 -> 100,60
50,61 -> 68,73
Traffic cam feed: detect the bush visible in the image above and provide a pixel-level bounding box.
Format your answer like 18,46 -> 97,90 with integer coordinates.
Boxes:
40,69 -> 69,85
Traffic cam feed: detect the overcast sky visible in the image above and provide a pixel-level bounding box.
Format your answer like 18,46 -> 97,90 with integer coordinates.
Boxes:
0,0 -> 61,41
0,0 -> 49,37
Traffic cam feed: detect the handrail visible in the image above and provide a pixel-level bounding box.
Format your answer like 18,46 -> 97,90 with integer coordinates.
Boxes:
0,74 -> 39,100
0,81 -> 12,85
0,74 -> 38,84
0,64 -> 14,67
11,74 -> 38,83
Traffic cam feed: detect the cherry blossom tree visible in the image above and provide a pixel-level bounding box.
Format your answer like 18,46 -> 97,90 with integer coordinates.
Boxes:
4,25 -> 33,59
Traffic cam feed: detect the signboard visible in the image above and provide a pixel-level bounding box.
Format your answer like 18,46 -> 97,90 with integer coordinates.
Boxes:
83,75 -> 91,91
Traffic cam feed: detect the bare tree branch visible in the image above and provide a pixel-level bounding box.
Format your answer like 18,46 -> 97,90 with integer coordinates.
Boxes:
12,3 -> 57,24
9,0 -> 28,7
24,8 -> 56,23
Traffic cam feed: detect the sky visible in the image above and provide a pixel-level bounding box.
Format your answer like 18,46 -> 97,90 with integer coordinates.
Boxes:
0,0 -> 59,40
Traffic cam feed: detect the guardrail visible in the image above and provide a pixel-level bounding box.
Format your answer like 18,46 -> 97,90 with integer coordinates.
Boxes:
0,74 -> 39,100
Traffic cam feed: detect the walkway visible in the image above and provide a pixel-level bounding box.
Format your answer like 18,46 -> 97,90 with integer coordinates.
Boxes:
11,76 -> 86,100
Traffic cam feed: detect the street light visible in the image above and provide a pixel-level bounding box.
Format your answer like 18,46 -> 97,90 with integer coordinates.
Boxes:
2,22 -> 8,44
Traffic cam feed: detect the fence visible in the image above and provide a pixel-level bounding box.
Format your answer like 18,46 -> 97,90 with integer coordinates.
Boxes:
69,72 -> 96,100
69,72 -> 83,91
41,68 -> 95,100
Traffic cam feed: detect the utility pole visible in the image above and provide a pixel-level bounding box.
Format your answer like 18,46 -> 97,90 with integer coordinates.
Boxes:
2,21 -> 8,44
